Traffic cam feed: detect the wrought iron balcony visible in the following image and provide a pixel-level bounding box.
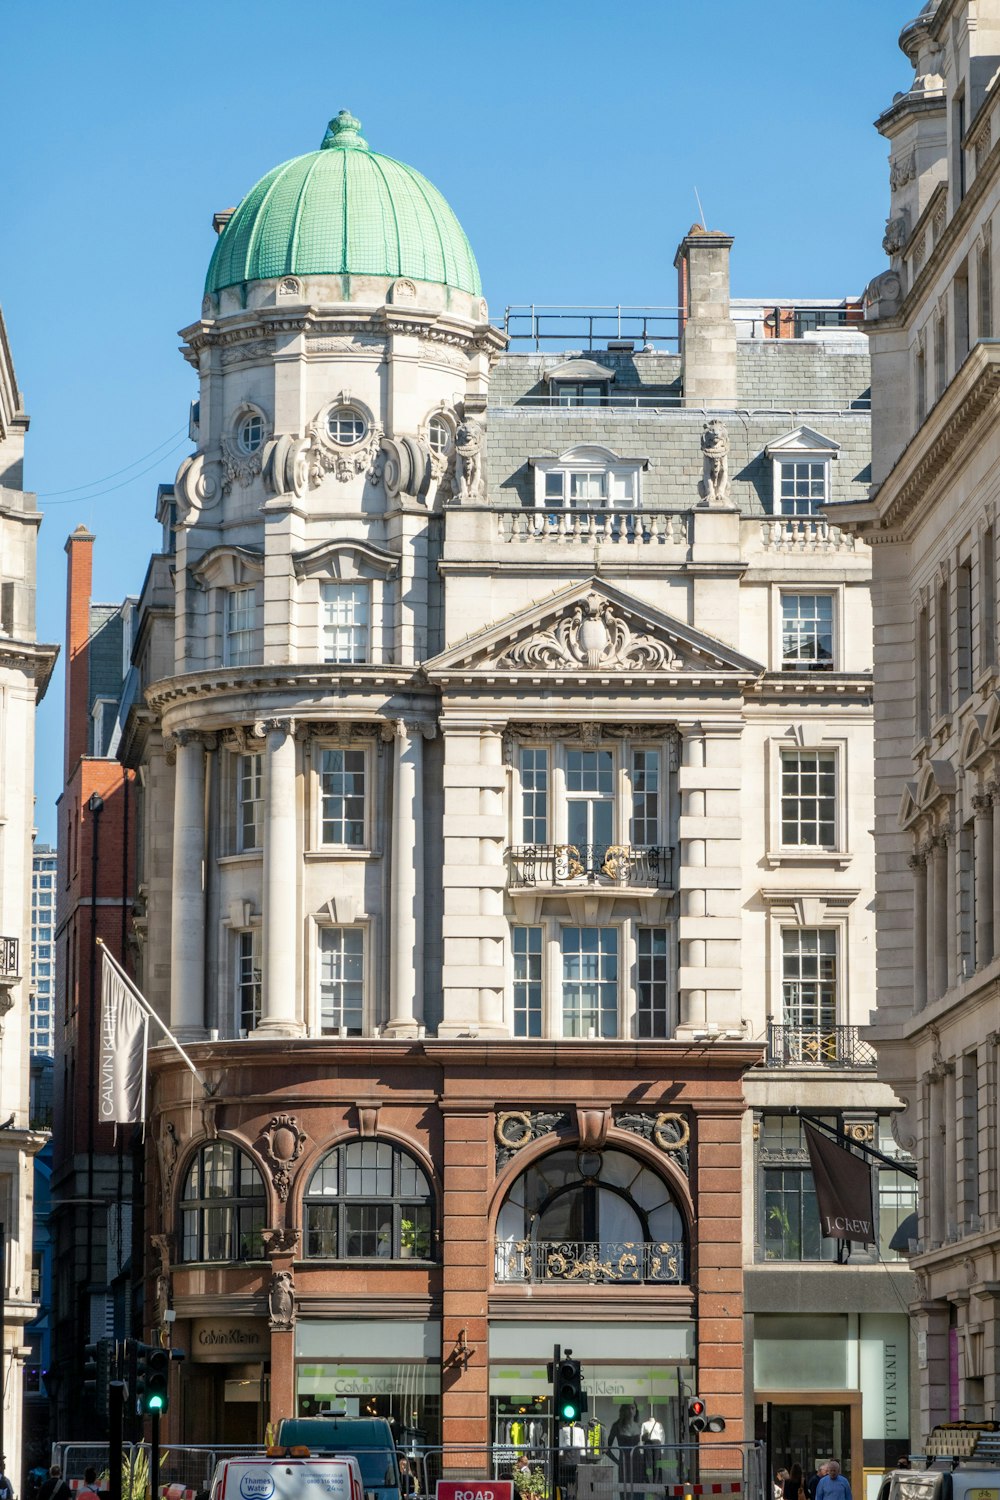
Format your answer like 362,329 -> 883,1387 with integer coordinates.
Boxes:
0,936 -> 19,978
766,1023 -> 877,1069
495,1237 -> 685,1285
506,843 -> 673,890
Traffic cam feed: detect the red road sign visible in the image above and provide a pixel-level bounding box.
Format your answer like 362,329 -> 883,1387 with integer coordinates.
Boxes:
436,1484 -> 514,1500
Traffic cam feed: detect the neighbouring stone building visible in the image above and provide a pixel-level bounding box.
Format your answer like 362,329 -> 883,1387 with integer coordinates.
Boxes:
837,0 -> 1000,1448
116,109 -> 914,1485
0,305 -> 57,1489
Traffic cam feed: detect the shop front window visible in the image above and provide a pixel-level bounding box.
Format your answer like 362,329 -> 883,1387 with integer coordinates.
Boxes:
495,1146 -> 686,1285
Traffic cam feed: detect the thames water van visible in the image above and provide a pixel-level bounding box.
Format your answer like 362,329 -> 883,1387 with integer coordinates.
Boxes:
209,1454 -> 365,1500
275,1417 -> 404,1500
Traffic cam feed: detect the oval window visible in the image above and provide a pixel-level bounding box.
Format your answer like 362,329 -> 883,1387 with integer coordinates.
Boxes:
327,406 -> 367,446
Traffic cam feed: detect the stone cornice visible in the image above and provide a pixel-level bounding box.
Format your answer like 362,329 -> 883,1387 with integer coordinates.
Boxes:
851,344 -> 1000,539
179,305 -> 504,363
0,637 -> 59,701
146,664 -> 425,714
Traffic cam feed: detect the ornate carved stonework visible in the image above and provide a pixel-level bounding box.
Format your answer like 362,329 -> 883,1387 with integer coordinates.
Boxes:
890,151 -> 916,190
259,1114 -> 307,1202
174,451 -> 222,524
268,1268 -> 295,1330
495,1110 -> 570,1169
698,420 -> 730,505
262,1227 -> 300,1257
158,1120 -> 180,1200
496,593 -> 680,672
615,1111 -> 691,1176
455,418 -> 484,502
883,209 -> 911,257
220,339 -> 276,368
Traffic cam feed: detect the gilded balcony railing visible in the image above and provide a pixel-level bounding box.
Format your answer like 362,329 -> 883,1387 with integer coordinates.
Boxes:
0,936 -> 19,977
495,1237 -> 685,1285
506,843 -> 673,890
766,1023 -> 877,1068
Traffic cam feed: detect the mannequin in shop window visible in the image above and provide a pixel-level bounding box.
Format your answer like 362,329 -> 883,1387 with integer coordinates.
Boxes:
608,1404 -> 641,1488
640,1413 -> 664,1482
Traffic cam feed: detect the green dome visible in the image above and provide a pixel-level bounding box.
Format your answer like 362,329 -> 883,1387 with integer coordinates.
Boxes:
206,111 -> 482,298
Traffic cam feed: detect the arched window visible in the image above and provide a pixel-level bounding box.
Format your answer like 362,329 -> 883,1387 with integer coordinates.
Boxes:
495,1146 -> 685,1284
304,1139 -> 434,1260
180,1142 -> 266,1262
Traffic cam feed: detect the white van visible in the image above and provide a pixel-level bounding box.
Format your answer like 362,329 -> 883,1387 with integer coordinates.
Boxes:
888,1468 -> 1000,1500
209,1455 -> 366,1500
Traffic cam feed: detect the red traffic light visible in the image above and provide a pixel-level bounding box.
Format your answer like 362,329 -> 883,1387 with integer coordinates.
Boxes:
689,1400 -> 705,1417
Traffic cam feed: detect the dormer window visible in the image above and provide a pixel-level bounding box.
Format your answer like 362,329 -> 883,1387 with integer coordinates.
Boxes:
765,426 -> 840,518
532,445 -> 644,510
543,358 -> 614,408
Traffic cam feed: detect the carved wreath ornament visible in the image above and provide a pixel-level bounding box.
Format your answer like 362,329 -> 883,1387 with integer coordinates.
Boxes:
497,593 -> 679,672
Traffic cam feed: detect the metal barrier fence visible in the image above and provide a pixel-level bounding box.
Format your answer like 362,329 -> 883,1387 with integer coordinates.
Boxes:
52,1441 -> 766,1500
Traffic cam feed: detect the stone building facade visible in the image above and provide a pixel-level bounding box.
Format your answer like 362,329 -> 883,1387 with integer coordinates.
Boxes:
837,0 -> 1000,1448
119,110 -> 910,1483
0,305 -> 57,1488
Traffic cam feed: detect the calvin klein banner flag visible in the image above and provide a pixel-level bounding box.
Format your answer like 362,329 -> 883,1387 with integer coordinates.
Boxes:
98,949 -> 149,1126
803,1121 -> 875,1244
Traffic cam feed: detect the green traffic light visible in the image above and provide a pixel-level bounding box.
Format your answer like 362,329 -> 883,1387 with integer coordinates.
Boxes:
147,1396 -> 164,1411
561,1403 -> 579,1420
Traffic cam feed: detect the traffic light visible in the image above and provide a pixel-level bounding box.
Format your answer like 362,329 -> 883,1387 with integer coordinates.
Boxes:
554,1356 -> 587,1422
135,1343 -> 170,1416
84,1339 -> 111,1420
688,1396 -> 726,1436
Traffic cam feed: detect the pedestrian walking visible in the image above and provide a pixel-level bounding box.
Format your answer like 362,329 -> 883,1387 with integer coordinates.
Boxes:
783,1464 -> 806,1500
78,1469 -> 101,1500
0,1457 -> 15,1500
807,1463 -> 829,1500
815,1460 -> 852,1500
37,1468 -> 70,1500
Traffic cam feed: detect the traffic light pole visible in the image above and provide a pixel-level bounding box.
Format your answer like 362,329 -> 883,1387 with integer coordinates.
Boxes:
150,1408 -> 160,1500
550,1344 -> 560,1500
108,1381 -> 124,1500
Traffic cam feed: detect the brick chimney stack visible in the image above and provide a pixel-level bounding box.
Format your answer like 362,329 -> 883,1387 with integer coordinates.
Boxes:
674,226 -> 737,409
64,524 -> 95,781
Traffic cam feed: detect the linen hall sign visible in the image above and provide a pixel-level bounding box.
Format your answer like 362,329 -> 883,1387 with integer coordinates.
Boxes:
803,1122 -> 875,1243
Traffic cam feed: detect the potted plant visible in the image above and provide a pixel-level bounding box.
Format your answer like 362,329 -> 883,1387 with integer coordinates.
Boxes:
513,1466 -> 547,1500
399,1218 -> 431,1259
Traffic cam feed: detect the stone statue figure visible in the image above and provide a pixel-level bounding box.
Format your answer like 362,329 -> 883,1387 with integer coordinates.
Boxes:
268,1269 -> 294,1329
455,418 -> 484,503
698,420 -> 730,505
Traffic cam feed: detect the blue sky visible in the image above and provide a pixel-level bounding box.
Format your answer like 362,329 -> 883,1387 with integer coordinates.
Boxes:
2,0 -> 916,841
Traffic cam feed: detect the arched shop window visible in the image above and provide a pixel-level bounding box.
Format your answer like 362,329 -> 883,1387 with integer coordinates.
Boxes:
180,1141 -> 266,1262
304,1139 -> 434,1260
494,1146 -> 686,1284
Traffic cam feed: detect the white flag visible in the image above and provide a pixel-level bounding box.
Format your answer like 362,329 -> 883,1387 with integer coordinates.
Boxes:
99,949 -> 149,1126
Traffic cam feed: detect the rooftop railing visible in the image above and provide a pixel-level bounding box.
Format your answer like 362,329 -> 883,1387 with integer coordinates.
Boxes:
500,302 -> 864,351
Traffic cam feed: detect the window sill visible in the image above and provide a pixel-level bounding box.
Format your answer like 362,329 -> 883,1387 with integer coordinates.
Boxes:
931,713 -> 953,739
296,1256 -> 436,1267
176,1258 -> 270,1269
304,848 -> 376,861
217,851 -> 263,866
765,849 -> 851,870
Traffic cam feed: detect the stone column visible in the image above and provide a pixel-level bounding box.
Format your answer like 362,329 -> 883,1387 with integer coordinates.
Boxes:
387,720 -> 424,1037
991,783 -> 1000,952
974,794 -> 994,965
910,853 -> 928,1011
945,827 -> 958,992
260,719 -> 302,1035
925,840 -> 939,1004
930,837 -> 948,1000
169,732 -> 206,1036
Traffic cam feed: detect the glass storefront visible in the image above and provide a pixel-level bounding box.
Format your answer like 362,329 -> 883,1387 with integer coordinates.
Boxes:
295,1321 -> 441,1448
490,1321 -> 696,1485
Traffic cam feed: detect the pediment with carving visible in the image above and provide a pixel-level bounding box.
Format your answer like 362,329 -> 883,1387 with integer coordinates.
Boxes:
426,580 -> 762,679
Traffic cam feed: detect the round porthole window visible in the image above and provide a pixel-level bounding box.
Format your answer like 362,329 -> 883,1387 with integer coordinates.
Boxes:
428,415 -> 451,456
237,413 -> 264,454
327,406 -> 367,446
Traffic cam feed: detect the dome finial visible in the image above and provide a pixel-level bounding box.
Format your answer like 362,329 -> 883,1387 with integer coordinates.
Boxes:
321,110 -> 368,151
